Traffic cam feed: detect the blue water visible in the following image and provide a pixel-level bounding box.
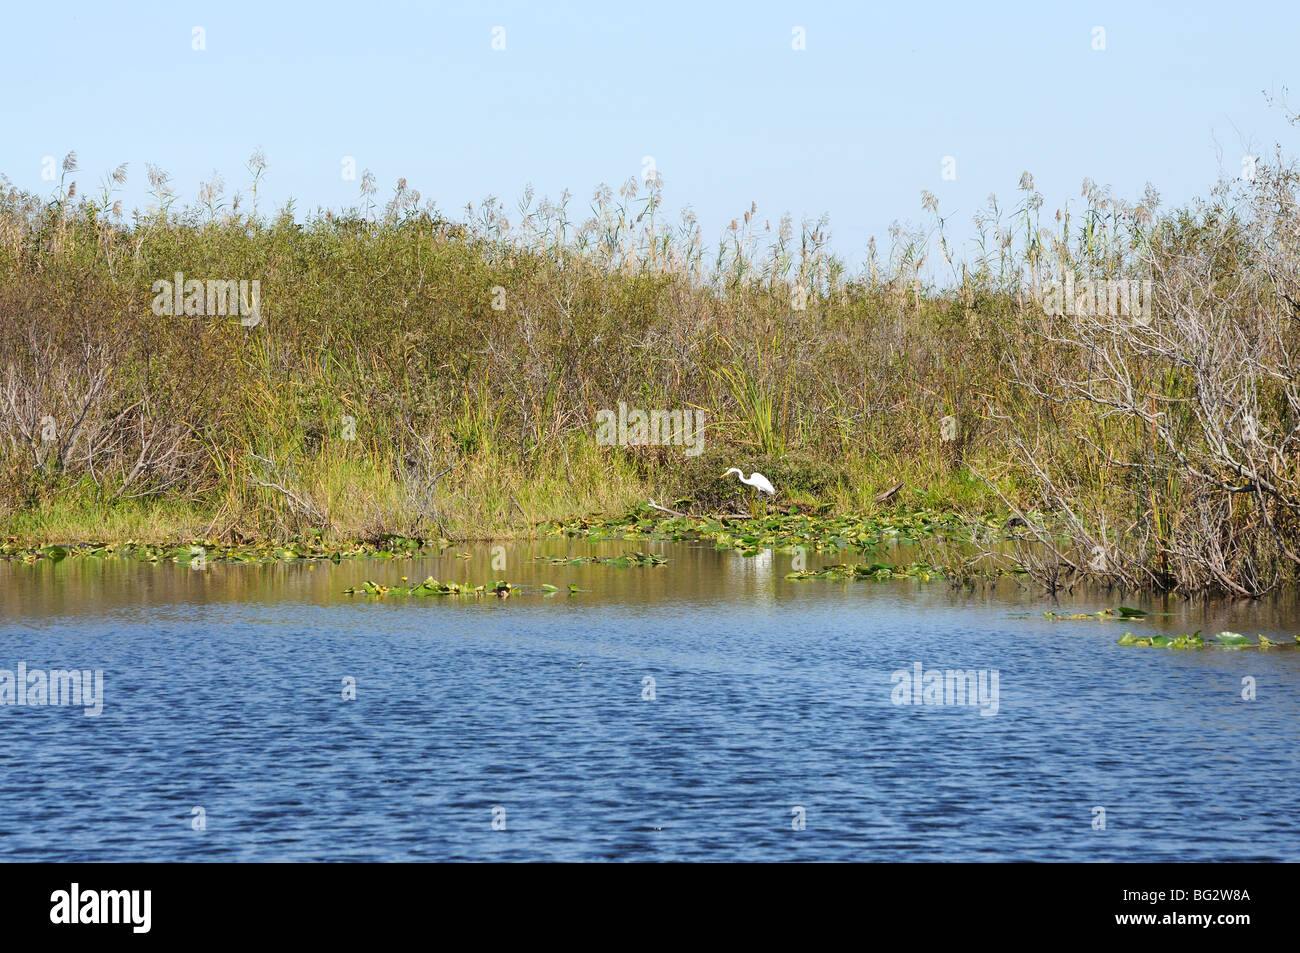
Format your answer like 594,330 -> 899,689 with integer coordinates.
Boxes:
1,544 -> 1298,860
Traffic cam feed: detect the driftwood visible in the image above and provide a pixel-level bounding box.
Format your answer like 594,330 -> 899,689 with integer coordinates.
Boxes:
646,499 -> 753,519
874,481 -> 904,504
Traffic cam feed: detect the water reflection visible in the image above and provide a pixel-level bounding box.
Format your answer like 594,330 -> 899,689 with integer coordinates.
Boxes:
8,540 -> 1298,636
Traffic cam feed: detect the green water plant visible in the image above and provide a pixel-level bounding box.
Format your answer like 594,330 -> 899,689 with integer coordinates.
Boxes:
1116,630 -> 1296,649
343,576 -> 539,597
534,551 -> 668,567
1044,606 -> 1148,621
1,536 -> 439,565
785,561 -> 948,581
1116,631 -> 1205,649
543,507 -> 994,556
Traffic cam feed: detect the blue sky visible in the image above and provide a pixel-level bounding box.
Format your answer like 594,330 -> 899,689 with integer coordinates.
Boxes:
2,0 -> 1295,263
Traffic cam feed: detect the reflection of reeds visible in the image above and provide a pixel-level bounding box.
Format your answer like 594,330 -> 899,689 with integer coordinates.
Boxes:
1,146 -> 1299,592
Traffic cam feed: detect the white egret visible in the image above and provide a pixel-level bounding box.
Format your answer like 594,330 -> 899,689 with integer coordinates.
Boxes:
723,468 -> 776,495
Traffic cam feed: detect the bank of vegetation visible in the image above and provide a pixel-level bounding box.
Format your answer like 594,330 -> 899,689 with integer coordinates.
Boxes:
3,129 -> 1299,595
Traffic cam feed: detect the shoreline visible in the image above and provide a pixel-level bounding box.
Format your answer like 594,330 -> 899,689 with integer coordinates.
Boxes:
0,505 -> 989,565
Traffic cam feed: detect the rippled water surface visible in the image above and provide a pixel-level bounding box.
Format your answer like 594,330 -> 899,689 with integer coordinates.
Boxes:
2,540 -> 1299,861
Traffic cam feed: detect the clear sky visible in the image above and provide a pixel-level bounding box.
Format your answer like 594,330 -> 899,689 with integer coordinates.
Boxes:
2,0 -> 1296,264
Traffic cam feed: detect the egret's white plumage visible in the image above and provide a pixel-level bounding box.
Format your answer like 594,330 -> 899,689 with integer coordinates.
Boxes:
723,468 -> 776,495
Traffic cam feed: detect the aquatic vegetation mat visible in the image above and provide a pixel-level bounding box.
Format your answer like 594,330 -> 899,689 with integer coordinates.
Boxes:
1116,630 -> 1296,649
1043,606 -> 1149,621
533,551 -> 668,567
343,577 -> 579,598
0,537 -> 442,565
541,507 -> 1008,557
785,561 -> 951,581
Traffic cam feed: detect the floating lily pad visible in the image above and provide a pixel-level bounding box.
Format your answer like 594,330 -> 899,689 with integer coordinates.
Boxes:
1214,631 -> 1252,647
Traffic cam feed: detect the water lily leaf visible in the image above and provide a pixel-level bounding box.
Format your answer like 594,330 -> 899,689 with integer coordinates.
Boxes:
1215,631 -> 1251,646
1110,606 -> 1148,619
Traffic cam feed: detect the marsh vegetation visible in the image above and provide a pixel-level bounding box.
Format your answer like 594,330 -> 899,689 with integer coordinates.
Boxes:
4,122 -> 1300,596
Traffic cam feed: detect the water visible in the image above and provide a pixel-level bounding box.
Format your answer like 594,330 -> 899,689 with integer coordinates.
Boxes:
2,540 -> 1298,861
